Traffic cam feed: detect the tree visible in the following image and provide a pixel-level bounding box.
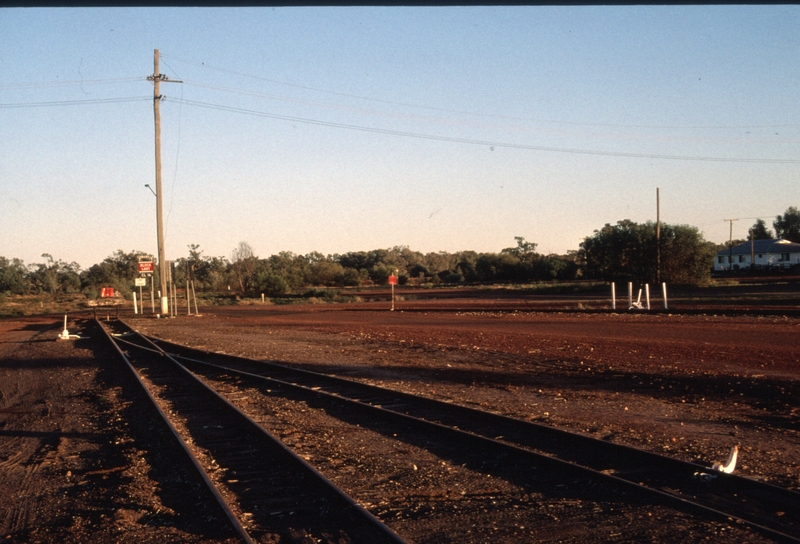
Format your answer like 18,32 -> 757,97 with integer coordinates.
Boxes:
501,236 -> 537,259
659,225 -> 716,285
579,220 -> 714,286
774,207 -> 800,243
0,257 -> 29,294
750,219 -> 773,240
82,250 -> 147,296
579,220 -> 654,284
230,242 -> 259,295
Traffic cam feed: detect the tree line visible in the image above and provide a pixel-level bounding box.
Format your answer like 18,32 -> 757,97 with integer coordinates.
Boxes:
2,208 -> 798,299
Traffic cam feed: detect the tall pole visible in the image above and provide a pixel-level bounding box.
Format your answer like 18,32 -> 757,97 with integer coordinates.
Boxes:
152,49 -> 168,315
725,218 -> 739,271
147,50 -> 181,315
656,187 -> 661,284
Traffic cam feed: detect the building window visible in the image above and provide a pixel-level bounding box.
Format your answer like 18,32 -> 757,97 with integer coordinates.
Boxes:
718,256 -> 724,264
738,255 -> 745,263
758,254 -> 763,258
780,253 -> 790,262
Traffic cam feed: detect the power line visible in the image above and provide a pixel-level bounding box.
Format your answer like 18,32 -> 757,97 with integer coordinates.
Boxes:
163,54 -> 800,131
172,97 -> 800,165
0,77 -> 144,90
0,97 -> 151,108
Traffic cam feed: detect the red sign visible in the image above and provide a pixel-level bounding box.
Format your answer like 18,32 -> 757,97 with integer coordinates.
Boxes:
100,287 -> 115,298
388,274 -> 398,285
138,261 -> 154,274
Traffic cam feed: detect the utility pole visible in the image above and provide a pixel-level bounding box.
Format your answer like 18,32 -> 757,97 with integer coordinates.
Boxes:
147,49 -> 181,316
656,187 -> 661,284
724,218 -> 739,271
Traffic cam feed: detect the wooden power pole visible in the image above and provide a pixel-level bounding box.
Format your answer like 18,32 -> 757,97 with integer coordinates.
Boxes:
147,49 -> 181,316
656,187 -> 661,284
725,218 -> 739,271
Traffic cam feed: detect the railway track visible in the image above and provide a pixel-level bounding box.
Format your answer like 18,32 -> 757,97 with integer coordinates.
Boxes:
102,318 -> 800,543
97,318 -> 407,544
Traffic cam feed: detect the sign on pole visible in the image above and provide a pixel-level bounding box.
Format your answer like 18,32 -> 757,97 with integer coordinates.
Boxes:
138,261 -> 154,274
389,274 -> 397,311
135,278 -> 147,287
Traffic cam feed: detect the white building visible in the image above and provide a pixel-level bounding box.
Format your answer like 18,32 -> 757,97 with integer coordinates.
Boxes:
714,238 -> 800,272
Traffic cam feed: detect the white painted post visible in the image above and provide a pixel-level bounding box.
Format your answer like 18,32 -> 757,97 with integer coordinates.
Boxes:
628,282 -> 633,309
611,282 -> 616,310
133,292 -> 138,315
662,282 -> 668,310
261,293 -> 265,304
645,284 -> 650,310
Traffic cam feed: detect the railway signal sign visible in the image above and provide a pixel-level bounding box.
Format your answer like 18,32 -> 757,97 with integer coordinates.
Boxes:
138,260 -> 154,274
389,273 -> 398,311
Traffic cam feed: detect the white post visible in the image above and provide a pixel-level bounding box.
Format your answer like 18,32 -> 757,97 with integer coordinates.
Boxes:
662,282 -> 668,310
611,282 -> 616,310
192,281 -> 199,315
133,292 -> 138,315
628,282 -> 633,309
261,293 -> 265,304
645,284 -> 651,310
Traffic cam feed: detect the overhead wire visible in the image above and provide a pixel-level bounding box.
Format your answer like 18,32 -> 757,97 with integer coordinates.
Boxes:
171,97 -> 800,165
0,77 -> 145,90
3,65 -> 797,162
0,96 -> 151,108
162,54 -> 800,131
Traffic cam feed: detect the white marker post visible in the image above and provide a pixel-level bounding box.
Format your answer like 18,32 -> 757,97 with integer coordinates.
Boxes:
611,282 -> 616,310
628,282 -> 633,309
133,292 -> 138,315
662,282 -> 668,310
645,284 -> 651,310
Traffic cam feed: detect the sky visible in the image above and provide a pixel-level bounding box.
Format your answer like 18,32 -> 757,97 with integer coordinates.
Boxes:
1,6 -> 799,269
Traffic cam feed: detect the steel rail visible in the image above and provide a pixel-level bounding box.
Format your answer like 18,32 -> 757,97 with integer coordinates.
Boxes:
95,319 -> 255,544
103,320 -> 408,544
135,329 -> 800,544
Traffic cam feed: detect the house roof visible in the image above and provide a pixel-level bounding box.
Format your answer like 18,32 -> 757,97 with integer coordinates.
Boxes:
716,238 -> 800,256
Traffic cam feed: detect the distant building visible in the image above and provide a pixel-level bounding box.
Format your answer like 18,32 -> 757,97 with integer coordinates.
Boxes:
714,238 -> 800,272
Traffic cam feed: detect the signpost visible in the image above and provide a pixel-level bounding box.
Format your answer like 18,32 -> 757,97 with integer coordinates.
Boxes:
138,257 -> 155,313
134,278 -> 146,314
388,273 -> 398,311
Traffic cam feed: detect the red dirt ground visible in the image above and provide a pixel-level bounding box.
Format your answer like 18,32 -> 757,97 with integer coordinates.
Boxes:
2,296 -> 799,542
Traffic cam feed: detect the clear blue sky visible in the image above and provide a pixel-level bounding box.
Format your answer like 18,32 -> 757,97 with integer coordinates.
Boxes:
2,6 -> 798,269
